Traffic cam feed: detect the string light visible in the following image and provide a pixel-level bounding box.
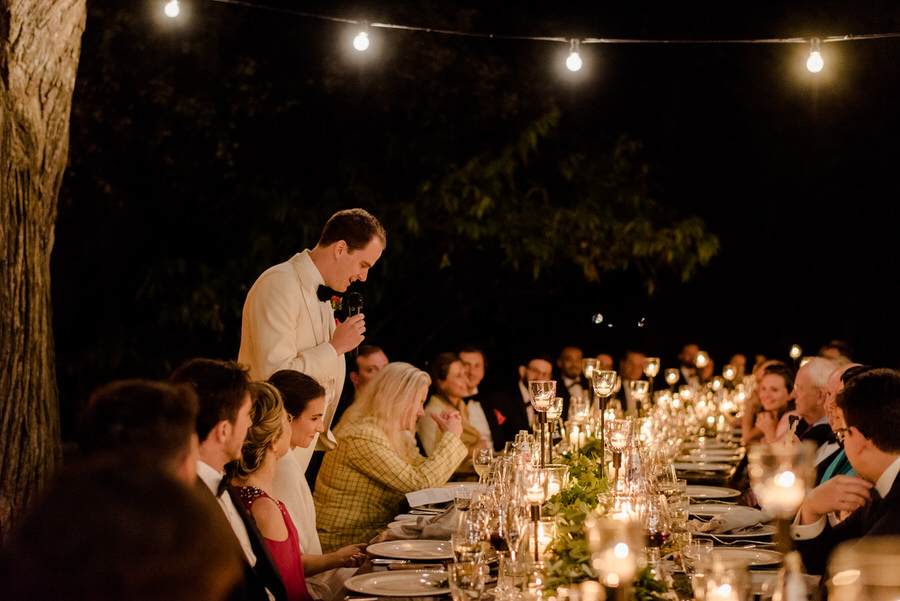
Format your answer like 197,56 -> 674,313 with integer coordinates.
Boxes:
565,39 -> 583,72
165,1 -> 900,75
807,37 -> 824,73
164,0 -> 180,18
353,22 -> 370,52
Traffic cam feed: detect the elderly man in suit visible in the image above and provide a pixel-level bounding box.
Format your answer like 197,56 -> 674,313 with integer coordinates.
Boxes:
238,208 -> 385,470
793,368 -> 900,575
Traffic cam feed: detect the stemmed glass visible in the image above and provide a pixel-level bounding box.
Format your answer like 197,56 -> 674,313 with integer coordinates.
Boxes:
473,448 -> 493,483
546,396 -> 564,449
529,380 -> 556,468
629,380 -> 649,417
748,441 -> 817,601
643,357 -> 660,404
605,418 -> 633,490
664,368 -> 679,392
582,357 -> 600,383
591,369 -> 617,478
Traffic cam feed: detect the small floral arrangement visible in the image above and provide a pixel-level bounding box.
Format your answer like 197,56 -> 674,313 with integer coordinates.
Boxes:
330,295 -> 342,313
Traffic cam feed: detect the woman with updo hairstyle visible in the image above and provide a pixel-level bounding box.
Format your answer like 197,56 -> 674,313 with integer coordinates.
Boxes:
314,362 -> 467,552
231,381 -> 312,601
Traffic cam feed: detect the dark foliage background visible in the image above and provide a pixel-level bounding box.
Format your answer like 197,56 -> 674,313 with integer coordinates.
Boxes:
53,0 -> 900,436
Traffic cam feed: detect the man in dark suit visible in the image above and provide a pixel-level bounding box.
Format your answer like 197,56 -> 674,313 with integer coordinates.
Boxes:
794,368 -> 900,575
554,346 -> 588,420
482,354 -> 554,450
172,358 -> 287,601
614,349 -> 646,416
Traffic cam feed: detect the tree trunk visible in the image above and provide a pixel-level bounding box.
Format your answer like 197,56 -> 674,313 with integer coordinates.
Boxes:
0,0 -> 85,538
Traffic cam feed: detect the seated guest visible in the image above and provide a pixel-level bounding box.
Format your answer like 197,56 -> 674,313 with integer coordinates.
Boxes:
482,353 -> 555,448
268,371 -> 366,600
171,358 -> 287,601
314,362 -> 466,552
459,346 -> 494,451
417,352 -> 487,471
816,365 -> 865,484
230,382 -> 322,601
77,379 -> 200,485
753,364 -> 796,442
793,368 -> 900,575
2,458 -> 242,601
742,359 -> 788,444
615,349 -> 647,416
555,345 -> 587,413
787,357 -> 836,446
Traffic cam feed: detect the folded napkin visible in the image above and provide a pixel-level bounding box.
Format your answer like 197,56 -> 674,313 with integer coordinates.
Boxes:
370,506 -> 458,543
688,506 -> 773,535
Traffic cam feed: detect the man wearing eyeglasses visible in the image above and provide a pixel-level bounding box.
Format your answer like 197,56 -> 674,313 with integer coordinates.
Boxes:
793,367 -> 900,575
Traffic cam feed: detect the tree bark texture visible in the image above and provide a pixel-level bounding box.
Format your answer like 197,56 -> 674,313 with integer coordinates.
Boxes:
0,0 -> 85,538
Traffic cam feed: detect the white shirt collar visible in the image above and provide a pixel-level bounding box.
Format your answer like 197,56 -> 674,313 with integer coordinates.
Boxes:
875,455 -> 900,499
297,249 -> 325,292
196,460 -> 223,494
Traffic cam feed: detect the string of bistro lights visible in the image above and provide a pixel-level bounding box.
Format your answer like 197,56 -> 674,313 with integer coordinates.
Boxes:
162,0 -> 900,74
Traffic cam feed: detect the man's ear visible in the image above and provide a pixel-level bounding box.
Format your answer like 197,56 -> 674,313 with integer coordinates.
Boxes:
518,365 -> 526,380
332,240 -> 348,258
349,371 -> 360,387
213,419 -> 232,443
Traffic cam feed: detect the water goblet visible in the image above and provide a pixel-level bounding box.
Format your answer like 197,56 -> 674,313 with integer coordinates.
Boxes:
448,562 -> 486,601
628,380 -> 649,416
473,447 -> 493,483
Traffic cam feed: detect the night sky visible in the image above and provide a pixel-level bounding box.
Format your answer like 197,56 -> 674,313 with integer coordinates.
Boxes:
53,0 -> 900,429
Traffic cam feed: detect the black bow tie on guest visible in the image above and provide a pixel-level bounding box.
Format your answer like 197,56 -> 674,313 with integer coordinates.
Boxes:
800,423 -> 837,446
317,284 -> 340,303
216,476 -> 230,498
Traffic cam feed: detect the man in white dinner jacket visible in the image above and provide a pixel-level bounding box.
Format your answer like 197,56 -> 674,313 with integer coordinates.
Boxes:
238,208 -> 385,472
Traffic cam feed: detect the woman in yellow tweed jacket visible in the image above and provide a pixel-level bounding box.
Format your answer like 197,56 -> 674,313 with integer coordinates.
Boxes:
313,362 -> 467,552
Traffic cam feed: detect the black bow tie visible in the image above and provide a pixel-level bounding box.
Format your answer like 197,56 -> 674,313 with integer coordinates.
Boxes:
317,284 -> 340,303
216,476 -> 230,498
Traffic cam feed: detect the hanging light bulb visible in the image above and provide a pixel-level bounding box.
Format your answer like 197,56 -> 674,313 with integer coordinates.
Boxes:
164,0 -> 180,18
806,37 -> 824,73
353,23 -> 370,52
565,39 -> 583,72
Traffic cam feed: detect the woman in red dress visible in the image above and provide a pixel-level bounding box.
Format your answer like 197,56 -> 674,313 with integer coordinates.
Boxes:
232,381 -> 314,601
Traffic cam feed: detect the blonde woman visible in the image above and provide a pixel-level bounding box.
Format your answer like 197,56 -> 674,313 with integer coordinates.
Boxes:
313,362 -> 467,552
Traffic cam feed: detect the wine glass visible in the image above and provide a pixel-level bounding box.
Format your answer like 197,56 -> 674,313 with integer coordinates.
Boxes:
582,357 -> 600,382
629,380 -> 649,415
664,368 -> 679,391
473,448 -> 493,483
448,562 -> 486,601
503,502 -> 528,562
529,380 -> 556,467
643,357 -> 660,379
592,369 -> 617,477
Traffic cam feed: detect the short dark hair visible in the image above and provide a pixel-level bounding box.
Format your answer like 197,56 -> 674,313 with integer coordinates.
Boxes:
349,344 -> 385,374
2,458 -> 242,601
427,352 -> 462,396
837,367 -> 900,453
170,358 -> 251,442
267,370 -> 326,418
819,339 -> 853,360
77,379 -> 198,470
317,208 -> 386,251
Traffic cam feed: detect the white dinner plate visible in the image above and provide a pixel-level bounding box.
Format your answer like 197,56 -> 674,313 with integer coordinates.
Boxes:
686,485 -> 742,500
690,504 -> 764,518
710,547 -> 783,568
694,524 -> 778,539
679,450 -> 744,462
367,540 -> 454,560
444,482 -> 480,495
393,514 -> 421,521
682,440 -> 739,450
344,569 -> 449,596
674,462 -> 733,472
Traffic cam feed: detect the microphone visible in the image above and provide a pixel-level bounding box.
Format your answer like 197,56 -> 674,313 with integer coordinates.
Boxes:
346,292 -> 364,358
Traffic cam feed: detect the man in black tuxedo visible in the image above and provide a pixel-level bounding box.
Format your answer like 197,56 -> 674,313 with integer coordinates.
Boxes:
791,357 -> 837,448
554,346 -> 588,420
615,350 -> 646,416
172,358 -> 287,601
794,368 -> 900,575
482,354 -> 554,450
